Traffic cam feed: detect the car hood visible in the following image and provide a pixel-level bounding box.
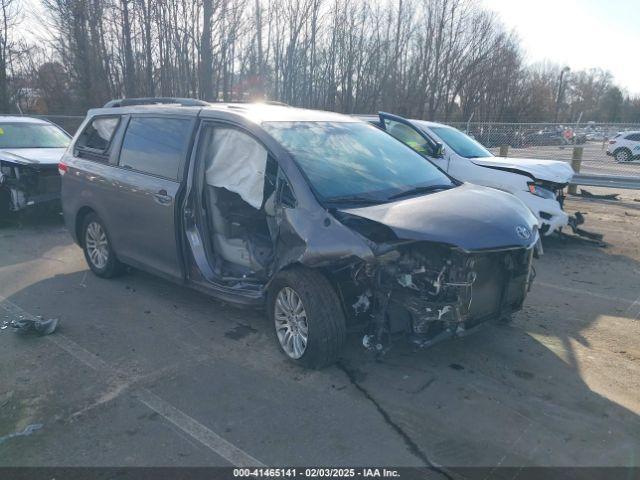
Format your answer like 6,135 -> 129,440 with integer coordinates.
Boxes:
0,148 -> 67,166
339,183 -> 538,251
470,156 -> 574,184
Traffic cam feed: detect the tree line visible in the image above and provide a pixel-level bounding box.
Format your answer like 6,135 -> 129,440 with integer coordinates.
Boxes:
1,0 -> 639,122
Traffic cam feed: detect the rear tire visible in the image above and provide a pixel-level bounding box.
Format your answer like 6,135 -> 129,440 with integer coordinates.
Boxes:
81,212 -> 124,278
268,267 -> 346,369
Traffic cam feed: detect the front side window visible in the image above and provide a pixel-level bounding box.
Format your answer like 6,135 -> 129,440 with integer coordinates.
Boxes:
422,123 -> 492,159
0,122 -> 70,149
262,121 -> 454,205
119,117 -> 191,180
77,117 -> 119,153
383,119 -> 432,155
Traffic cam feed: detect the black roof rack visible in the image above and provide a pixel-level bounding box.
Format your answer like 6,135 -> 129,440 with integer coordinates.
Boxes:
103,97 -> 210,108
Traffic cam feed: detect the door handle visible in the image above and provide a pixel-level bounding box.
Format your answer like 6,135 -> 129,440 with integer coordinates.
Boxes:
154,189 -> 173,205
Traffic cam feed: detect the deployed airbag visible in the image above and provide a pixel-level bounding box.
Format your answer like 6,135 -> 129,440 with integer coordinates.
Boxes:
205,128 -> 267,209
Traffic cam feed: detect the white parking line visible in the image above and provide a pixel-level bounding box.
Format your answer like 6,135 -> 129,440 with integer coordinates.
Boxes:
137,389 -> 264,467
0,295 -> 265,467
624,294 -> 640,321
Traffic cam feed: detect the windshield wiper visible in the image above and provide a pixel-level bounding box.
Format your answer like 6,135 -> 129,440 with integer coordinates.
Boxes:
387,184 -> 453,200
324,195 -> 381,206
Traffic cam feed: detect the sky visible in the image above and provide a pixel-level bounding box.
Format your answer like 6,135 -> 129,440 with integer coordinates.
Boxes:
481,0 -> 640,95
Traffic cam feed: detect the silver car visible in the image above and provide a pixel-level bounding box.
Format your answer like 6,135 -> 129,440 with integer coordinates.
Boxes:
61,99 -> 538,368
0,116 -> 71,218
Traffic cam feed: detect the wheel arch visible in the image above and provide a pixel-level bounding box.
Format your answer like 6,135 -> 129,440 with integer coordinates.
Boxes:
614,146 -> 632,157
75,206 -> 96,246
268,261 -> 359,327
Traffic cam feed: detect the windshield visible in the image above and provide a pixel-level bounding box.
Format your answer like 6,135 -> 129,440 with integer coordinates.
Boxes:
420,123 -> 492,159
262,121 -> 454,204
0,122 -> 70,149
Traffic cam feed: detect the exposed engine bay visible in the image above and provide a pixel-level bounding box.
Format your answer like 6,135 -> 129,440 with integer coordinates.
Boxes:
0,161 -> 61,215
337,241 -> 534,352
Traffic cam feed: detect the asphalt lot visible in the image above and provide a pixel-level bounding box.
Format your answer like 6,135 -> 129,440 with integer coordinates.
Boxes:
1,190 -> 639,469
489,141 -> 640,177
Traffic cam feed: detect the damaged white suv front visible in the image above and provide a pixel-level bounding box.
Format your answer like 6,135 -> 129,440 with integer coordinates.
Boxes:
0,116 -> 71,218
367,113 -> 582,239
459,154 -> 573,236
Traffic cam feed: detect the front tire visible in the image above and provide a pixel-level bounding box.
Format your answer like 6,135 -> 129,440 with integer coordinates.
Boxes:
268,267 -> 346,369
614,148 -> 632,162
81,213 -> 123,278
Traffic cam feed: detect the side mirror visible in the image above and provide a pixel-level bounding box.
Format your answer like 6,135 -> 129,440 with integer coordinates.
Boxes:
433,141 -> 445,158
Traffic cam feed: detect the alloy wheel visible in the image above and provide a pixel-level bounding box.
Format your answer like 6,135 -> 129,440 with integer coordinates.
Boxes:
274,287 -> 309,359
85,221 -> 109,270
616,150 -> 630,162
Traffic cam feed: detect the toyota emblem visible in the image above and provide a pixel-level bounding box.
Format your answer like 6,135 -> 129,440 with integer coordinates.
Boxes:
515,225 -> 531,240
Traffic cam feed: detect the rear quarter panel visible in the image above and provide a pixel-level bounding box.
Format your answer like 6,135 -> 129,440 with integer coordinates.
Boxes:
61,115 -> 125,246
61,152 -> 120,246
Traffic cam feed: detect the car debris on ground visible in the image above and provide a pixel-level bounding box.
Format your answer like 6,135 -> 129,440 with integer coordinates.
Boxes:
578,189 -> 620,200
562,211 -> 604,244
8,315 -> 59,335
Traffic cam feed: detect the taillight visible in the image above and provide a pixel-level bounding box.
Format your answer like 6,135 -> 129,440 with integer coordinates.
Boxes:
608,140 -> 616,144
58,162 -> 68,175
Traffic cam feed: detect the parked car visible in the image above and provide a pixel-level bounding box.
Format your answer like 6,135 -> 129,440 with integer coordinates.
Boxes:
606,131 -> 640,162
0,116 -> 71,218
585,130 -> 611,142
359,113 -> 576,237
522,128 -> 567,147
466,127 -> 517,148
61,99 -> 538,368
571,129 -> 587,145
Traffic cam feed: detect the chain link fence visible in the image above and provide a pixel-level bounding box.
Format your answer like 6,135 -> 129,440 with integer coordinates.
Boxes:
445,121 -> 640,178
11,114 -> 640,181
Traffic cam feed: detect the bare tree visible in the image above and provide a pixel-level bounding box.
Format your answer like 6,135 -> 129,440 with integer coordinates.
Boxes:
10,0 -> 636,122
0,0 -> 21,111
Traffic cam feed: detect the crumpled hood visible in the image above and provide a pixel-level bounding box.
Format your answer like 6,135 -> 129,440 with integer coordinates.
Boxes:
0,148 -> 67,166
471,156 -> 574,184
339,183 -> 538,251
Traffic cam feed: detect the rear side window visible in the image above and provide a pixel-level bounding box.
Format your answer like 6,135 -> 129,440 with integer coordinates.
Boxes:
625,133 -> 640,141
76,117 -> 119,155
119,117 -> 192,180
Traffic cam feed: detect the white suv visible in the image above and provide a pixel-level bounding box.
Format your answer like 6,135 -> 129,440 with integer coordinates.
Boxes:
359,113 -> 575,238
606,131 -> 640,162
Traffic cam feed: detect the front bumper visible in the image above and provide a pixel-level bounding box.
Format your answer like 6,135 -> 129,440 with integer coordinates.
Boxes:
512,189 -> 568,236
356,242 -> 535,351
0,163 -> 61,212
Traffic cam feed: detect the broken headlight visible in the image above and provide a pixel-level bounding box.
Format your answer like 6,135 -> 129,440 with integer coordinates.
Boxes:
527,182 -> 556,200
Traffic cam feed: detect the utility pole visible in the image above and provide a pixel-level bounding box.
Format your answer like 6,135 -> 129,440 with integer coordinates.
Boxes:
554,66 -> 570,123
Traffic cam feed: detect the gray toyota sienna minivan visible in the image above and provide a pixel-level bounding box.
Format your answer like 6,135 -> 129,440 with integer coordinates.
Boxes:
61,99 -> 538,368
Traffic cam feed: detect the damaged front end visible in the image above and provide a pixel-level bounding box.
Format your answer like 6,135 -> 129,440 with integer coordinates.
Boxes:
0,160 -> 61,215
530,179 -> 603,243
341,242 -> 534,352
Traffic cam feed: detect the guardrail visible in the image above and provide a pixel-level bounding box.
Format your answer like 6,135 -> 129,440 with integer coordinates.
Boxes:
496,144 -> 640,191
571,174 -> 640,190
